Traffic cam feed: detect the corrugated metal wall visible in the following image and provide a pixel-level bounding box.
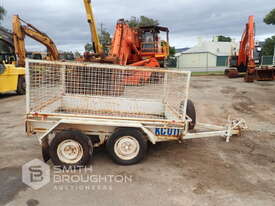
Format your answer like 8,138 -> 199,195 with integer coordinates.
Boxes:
177,52 -> 216,69
261,56 -> 274,65
216,56 -> 228,66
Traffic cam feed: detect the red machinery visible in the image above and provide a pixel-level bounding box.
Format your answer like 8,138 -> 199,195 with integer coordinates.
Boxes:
85,20 -> 170,85
108,20 -> 169,84
108,20 -> 170,66
225,16 -> 275,82
83,0 -> 169,85
225,16 -> 256,81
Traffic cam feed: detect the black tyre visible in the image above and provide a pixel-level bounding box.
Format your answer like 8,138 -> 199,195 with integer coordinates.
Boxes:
106,128 -> 148,165
16,75 -> 26,95
180,99 -> 196,130
49,130 -> 93,168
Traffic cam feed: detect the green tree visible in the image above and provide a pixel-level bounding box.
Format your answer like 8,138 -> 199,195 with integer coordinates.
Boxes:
169,46 -> 176,57
99,29 -> 111,54
84,43 -> 93,52
262,36 -> 275,56
0,6 -> 6,23
85,28 -> 111,55
74,51 -> 81,58
264,8 -> 275,25
217,35 -> 232,42
128,16 -> 159,28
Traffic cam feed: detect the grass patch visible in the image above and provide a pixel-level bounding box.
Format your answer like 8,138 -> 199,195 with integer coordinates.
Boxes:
191,71 -> 224,76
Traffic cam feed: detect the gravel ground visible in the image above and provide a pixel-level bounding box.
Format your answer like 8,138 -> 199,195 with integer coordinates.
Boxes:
0,76 -> 275,206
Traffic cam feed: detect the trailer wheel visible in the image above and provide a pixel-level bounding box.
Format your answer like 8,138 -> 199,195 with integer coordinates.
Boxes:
49,130 -> 93,168
16,75 -> 26,95
106,128 -> 148,165
180,99 -> 196,130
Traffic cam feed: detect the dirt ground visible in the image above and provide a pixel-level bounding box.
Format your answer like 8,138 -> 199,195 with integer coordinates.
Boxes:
1,76 -> 275,206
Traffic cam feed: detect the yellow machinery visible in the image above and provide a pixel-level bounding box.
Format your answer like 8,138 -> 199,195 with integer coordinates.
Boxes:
83,0 -> 104,56
0,63 -> 25,94
0,26 -> 25,94
0,15 -> 59,94
12,15 -> 59,67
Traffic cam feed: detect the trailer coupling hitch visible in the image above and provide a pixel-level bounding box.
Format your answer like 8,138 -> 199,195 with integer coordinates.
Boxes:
225,117 -> 248,142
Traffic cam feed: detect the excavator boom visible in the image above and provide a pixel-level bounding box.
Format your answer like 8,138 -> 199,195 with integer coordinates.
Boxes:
225,16 -> 256,80
237,16 -> 255,72
12,15 -> 59,66
83,0 -> 103,56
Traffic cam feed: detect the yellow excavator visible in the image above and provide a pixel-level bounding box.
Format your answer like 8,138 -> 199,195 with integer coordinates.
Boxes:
12,15 -> 59,67
0,15 -> 59,94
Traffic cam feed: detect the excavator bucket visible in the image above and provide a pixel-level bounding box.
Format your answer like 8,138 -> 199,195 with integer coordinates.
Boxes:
255,66 -> 275,81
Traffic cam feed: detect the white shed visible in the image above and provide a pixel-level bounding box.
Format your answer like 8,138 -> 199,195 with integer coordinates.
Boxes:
177,51 -> 216,68
176,39 -> 238,72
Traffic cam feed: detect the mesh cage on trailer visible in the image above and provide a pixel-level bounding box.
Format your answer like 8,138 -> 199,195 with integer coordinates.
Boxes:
26,60 -> 190,122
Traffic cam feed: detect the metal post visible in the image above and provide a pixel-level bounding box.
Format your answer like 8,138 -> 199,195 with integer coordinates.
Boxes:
182,71 -> 191,120
163,72 -> 168,104
25,59 -> 30,113
61,65 -> 66,96
206,52 -> 208,73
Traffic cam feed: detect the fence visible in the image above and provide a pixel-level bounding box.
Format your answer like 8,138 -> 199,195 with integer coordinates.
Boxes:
26,60 -> 190,122
261,56 -> 274,66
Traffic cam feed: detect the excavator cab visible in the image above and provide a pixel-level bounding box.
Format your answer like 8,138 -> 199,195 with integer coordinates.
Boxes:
0,39 -> 16,64
139,26 -> 169,60
0,26 -> 17,65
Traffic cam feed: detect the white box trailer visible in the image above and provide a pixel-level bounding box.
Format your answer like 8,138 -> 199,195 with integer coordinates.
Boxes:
25,59 -> 247,167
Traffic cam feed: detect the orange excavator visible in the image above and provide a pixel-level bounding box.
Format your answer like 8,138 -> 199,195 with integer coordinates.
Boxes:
107,20 -> 169,66
109,20 -> 169,85
225,16 -> 274,82
225,16 -> 256,81
12,15 -> 59,67
83,0 -> 169,85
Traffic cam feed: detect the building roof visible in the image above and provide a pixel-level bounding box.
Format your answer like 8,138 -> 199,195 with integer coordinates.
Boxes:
181,40 -> 239,56
176,47 -> 190,53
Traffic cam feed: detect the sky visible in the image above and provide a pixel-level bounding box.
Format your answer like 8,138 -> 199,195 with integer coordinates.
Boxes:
1,0 -> 274,52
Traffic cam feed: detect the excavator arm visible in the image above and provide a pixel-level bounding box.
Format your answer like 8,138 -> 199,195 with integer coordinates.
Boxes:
237,16 -> 255,73
246,16 -> 256,76
12,15 -> 59,66
238,16 -> 256,81
83,0 -> 103,56
225,16 -> 256,81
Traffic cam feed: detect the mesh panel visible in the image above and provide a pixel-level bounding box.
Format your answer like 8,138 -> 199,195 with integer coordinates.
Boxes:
27,60 -> 190,121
